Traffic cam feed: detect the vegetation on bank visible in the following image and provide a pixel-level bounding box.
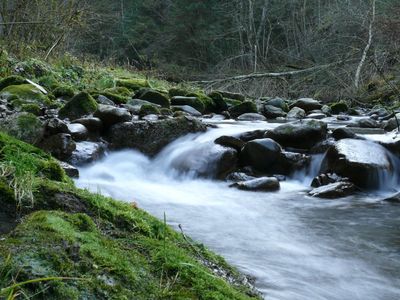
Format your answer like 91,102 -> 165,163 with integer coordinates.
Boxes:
0,132 -> 259,299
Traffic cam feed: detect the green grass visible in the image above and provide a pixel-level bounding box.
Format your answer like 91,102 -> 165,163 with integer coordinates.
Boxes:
0,132 -> 259,299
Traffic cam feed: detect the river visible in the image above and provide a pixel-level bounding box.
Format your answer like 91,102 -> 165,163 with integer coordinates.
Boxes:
75,120 -> 400,300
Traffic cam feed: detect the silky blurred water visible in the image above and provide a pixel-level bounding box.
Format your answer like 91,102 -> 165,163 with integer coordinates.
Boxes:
76,121 -> 400,300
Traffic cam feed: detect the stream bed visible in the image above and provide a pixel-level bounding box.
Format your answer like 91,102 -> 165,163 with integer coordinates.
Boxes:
76,121 -> 400,300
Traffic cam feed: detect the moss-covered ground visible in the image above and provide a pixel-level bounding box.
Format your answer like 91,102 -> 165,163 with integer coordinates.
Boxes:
0,133 -> 260,299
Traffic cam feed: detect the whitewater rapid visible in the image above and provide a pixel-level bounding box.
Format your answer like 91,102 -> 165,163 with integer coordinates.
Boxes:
76,121 -> 400,300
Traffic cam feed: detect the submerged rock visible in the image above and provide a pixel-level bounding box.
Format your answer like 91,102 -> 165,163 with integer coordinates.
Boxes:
322,139 -> 393,188
231,177 -> 280,192
265,120 -> 327,149
237,113 -> 266,121
214,135 -> 245,151
309,181 -> 355,198
106,116 -> 206,156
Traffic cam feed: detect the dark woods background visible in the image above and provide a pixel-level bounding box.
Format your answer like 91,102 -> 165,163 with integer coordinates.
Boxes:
1,0 -> 399,99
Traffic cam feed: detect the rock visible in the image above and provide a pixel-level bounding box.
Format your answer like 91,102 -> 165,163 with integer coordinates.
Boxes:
321,139 -> 393,188
262,105 -> 286,119
216,91 -> 245,102
237,130 -> 266,142
67,123 -> 89,141
139,104 -> 161,118
309,182 -> 355,198
347,118 -> 379,128
0,75 -> 26,91
287,107 -> 306,119
240,138 -> 282,172
68,141 -> 107,165
94,104 -> 131,128
106,116 -> 206,156
214,147 -> 238,179
265,97 -> 289,112
237,113 -> 266,121
310,138 -> 336,154
171,96 -> 205,113
39,133 -> 76,160
265,120 -> 328,149
382,113 -> 400,131
53,85 -> 75,99
214,135 -> 245,151
116,78 -> 150,90
321,105 -> 332,116
207,92 -> 228,112
278,151 -> 310,174
142,114 -> 159,121
331,127 -> 360,140
382,192 -> 400,204
45,118 -> 69,136
72,117 -> 103,133
311,173 -> 345,188
172,105 -> 202,117
306,113 -> 326,120
0,113 -> 44,145
228,101 -> 257,119
289,98 -> 322,112
96,95 -> 115,105
330,101 -> 348,114
226,172 -> 256,182
136,89 -> 170,108
59,92 -> 98,120
336,115 -> 351,121
58,161 -> 79,178
0,84 -> 51,107
231,177 -> 280,192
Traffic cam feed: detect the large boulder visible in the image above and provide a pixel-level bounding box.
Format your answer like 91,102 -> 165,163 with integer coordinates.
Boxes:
240,138 -> 282,171
106,116 -> 206,156
94,104 -> 131,128
321,139 -> 393,188
0,83 -> 52,107
289,98 -> 322,112
214,135 -> 245,151
58,92 -> 98,120
230,177 -> 280,192
265,120 -> 328,149
265,98 -> 289,112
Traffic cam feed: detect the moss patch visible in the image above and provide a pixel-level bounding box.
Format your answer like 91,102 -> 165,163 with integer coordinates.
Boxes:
139,104 -> 160,118
0,75 -> 26,91
53,85 -> 75,98
330,101 -> 348,114
136,89 -> 170,108
116,78 -> 150,91
0,84 -> 52,107
58,92 -> 98,120
0,132 -> 259,300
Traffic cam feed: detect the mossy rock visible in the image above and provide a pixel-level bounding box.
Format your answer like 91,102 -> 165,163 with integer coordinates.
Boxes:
104,87 -> 132,97
217,90 -> 245,102
208,91 -> 228,112
139,104 -> 160,118
14,58 -> 52,78
116,78 -> 150,91
99,87 -> 132,104
225,98 -> 243,108
53,85 -> 75,98
330,101 -> 349,114
0,84 -> 53,107
265,98 -> 289,112
37,74 -> 62,91
169,87 -> 189,97
160,108 -> 173,116
21,103 -> 41,115
186,92 -> 216,113
228,101 -> 258,118
136,89 -> 170,108
0,75 -> 26,91
171,96 -> 205,113
0,113 -> 44,145
58,92 -> 98,120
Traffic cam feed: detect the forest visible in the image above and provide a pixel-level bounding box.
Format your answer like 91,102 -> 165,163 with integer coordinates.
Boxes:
1,0 -> 399,99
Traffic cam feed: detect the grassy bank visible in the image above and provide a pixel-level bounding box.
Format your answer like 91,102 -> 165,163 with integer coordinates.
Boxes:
0,132 -> 259,299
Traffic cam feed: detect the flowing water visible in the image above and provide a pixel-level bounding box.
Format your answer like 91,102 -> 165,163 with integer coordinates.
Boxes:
76,121 -> 400,300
